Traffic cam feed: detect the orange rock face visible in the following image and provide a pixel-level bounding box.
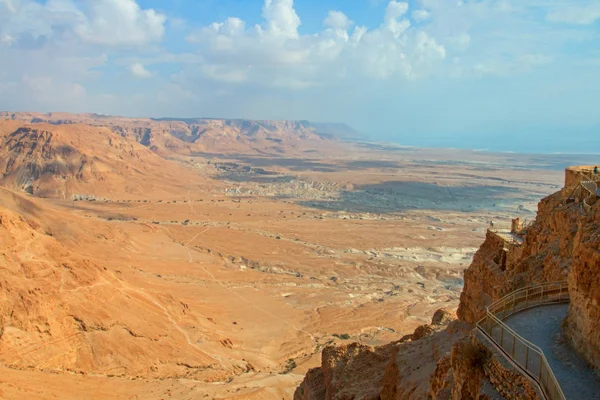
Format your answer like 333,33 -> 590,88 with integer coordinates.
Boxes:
294,311 -> 468,400
458,188 -> 576,324
563,207 -> 600,372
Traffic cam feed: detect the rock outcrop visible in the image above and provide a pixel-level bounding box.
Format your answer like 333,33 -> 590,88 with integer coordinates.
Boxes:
431,333 -> 541,400
562,188 -> 600,371
295,310 -> 470,400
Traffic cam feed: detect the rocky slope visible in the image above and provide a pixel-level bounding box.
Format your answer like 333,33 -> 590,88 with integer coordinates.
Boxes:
0,188 -> 230,380
0,120 -> 212,198
294,310 -> 470,400
295,167 -> 599,399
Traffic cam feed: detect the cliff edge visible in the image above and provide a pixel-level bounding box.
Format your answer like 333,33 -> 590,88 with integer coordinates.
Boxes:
295,166 -> 600,399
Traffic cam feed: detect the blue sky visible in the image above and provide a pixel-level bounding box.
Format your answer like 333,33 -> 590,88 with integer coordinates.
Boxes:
1,0 -> 600,152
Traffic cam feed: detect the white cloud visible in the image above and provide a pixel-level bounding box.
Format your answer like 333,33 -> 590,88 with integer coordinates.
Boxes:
412,9 -> 431,22
184,0 -> 444,89
324,11 -> 352,30
130,62 -> 153,78
262,0 -> 301,38
0,33 -> 15,45
0,0 -> 164,111
385,1 -> 409,21
75,0 -> 166,46
546,3 -> 600,25
0,0 -> 16,13
0,0 -> 166,48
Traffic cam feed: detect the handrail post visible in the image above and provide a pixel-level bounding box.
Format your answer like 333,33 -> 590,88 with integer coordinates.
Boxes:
512,293 -> 516,314
525,346 -> 529,369
512,333 -> 516,357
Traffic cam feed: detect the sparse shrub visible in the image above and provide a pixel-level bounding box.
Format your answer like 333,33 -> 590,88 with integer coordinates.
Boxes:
462,340 -> 491,370
282,358 -> 297,374
333,333 -> 351,340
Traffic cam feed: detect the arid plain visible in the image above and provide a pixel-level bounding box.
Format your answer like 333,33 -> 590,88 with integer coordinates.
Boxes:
0,114 -> 589,399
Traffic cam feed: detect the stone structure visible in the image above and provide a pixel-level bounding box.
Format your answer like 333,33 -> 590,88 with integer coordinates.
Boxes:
564,165 -> 598,187
510,217 -> 522,234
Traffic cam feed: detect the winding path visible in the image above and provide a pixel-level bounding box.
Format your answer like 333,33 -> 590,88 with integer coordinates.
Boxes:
503,304 -> 600,400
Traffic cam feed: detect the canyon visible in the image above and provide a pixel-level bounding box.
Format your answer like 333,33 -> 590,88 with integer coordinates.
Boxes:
0,113 -> 598,399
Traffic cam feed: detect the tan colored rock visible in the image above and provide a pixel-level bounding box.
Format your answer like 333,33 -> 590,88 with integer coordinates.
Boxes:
563,210 -> 600,372
295,318 -> 466,400
294,367 -> 326,400
431,308 -> 455,326
412,324 -> 434,340
458,189 -> 573,324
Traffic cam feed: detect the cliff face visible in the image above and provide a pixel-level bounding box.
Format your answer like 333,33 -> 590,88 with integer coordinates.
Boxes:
458,190 -> 574,323
0,112 -> 346,157
562,203 -> 600,371
294,311 -> 471,400
296,167 -> 600,399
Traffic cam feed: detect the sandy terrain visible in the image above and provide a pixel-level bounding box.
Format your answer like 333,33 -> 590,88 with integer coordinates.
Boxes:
0,116 -> 594,399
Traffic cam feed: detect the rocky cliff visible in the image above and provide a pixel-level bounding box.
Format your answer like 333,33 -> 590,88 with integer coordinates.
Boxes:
0,112 -> 352,157
296,166 -> 599,399
561,168 -> 600,372
458,189 -> 573,324
0,121 -> 213,199
294,310 -> 471,400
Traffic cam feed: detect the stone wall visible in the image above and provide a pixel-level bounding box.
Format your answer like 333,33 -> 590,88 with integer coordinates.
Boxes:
565,166 -> 596,187
429,332 -> 542,400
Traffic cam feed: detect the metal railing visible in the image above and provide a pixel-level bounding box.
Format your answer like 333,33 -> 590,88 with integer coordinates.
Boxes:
476,281 -> 570,400
580,181 -> 598,197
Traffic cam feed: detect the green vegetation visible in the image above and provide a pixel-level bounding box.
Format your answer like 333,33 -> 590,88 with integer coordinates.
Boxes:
333,333 -> 351,340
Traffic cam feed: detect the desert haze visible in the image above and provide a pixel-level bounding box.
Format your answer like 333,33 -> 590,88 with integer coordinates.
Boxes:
0,112 -> 594,399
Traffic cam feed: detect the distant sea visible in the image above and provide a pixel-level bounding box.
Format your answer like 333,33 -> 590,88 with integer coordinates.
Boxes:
389,133 -> 600,155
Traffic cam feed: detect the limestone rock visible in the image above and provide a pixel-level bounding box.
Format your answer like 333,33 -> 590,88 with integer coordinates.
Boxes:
431,308 -> 455,326
412,324 -> 434,341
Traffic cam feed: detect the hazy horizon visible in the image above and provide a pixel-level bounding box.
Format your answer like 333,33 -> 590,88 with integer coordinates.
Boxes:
1,0 -> 600,154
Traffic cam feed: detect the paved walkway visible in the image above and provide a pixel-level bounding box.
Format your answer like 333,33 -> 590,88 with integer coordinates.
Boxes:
503,304 -> 600,400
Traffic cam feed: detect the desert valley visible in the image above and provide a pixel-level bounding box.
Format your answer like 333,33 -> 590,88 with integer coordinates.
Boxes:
1,112 -> 598,399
